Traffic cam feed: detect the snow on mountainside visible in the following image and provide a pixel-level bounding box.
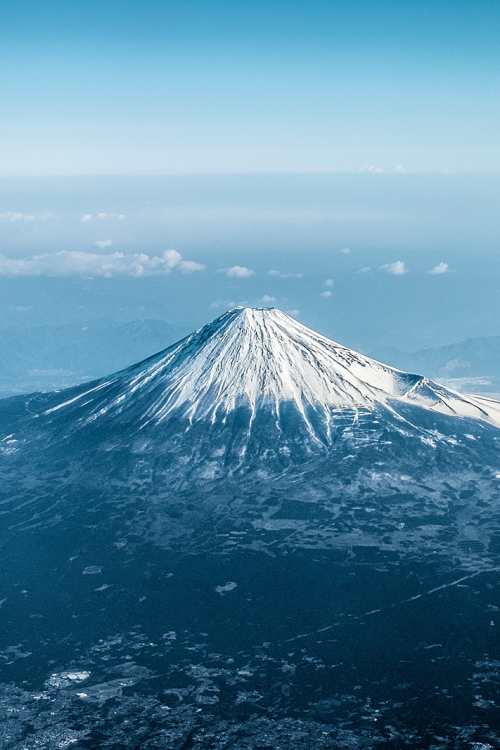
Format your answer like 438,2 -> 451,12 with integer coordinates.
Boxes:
43,306 -> 500,429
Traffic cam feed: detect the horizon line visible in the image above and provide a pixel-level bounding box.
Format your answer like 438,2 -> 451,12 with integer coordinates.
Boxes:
1,170 -> 500,179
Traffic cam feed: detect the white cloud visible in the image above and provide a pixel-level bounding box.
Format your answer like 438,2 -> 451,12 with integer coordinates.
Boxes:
357,165 -> 384,173
162,249 -> 182,268
379,261 -> 408,276
153,249 -> 204,273
267,270 -> 303,278
340,248 -> 351,254
220,265 -> 254,278
260,295 -> 276,303
0,249 -> 205,278
286,309 -> 300,316
320,290 -> 332,298
81,212 -> 125,222
427,262 -> 450,275
358,164 -> 406,175
95,239 -> 114,249
0,211 -> 51,224
324,279 -> 334,287
178,259 -> 206,273
358,266 -> 371,273
0,212 -> 35,224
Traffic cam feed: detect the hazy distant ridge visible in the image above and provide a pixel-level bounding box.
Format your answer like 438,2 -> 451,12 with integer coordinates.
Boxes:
0,319 -> 186,397
371,335 -> 500,394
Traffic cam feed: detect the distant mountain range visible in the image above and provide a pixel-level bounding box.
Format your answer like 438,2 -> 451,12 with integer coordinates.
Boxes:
0,318 -> 189,397
371,335 -> 500,394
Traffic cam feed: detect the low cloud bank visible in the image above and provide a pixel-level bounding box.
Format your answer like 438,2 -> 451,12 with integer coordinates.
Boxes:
0,211 -> 52,224
0,249 -> 205,277
81,213 -> 125,222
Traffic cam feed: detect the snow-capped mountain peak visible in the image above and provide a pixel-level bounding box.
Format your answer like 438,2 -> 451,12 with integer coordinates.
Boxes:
44,306 -> 500,429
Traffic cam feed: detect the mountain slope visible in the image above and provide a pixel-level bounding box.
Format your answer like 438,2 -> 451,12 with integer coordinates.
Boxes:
9,306 -> 500,432
2,309 -> 500,747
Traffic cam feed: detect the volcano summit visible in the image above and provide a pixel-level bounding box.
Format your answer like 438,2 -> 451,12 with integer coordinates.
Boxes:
1,309 -> 500,748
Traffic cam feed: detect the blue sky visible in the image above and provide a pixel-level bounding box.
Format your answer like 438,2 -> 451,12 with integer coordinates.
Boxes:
1,0 -> 500,174
0,3 -> 499,358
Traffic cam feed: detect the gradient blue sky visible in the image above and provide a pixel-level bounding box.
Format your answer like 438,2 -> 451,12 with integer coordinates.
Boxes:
0,3 -> 499,360
1,0 -> 500,174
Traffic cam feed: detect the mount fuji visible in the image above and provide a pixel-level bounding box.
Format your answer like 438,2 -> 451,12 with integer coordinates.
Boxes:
1,308 -> 500,748
37,305 -> 500,422
2,306 -> 500,465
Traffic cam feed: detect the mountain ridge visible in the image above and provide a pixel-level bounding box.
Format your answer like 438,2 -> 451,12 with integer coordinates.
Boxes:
34,306 -> 500,430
